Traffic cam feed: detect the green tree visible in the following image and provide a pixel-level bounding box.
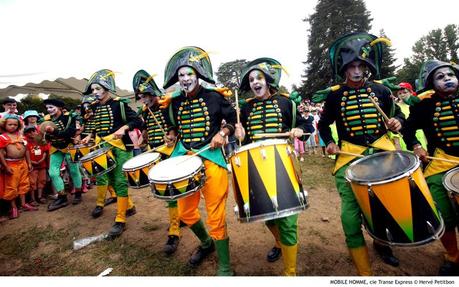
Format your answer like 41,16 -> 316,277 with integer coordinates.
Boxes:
215,59 -> 249,91
397,24 -> 459,88
299,0 -> 372,99
18,94 -> 46,114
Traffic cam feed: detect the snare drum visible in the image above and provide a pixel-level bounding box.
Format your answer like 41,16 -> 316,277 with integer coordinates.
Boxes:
229,139 -> 308,223
68,143 -> 95,162
148,155 -> 205,200
443,167 -> 459,205
79,147 -> 116,177
345,151 -> 444,246
123,152 -> 161,189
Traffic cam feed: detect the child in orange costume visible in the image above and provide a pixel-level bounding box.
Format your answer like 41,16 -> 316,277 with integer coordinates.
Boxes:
0,114 -> 35,219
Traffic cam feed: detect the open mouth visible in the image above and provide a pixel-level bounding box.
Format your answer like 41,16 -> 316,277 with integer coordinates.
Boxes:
254,86 -> 262,93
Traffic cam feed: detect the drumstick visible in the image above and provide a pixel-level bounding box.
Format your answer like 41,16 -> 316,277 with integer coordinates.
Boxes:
175,145 -> 212,165
146,106 -> 167,136
426,156 -> 459,165
337,151 -> 364,158
368,95 -> 390,122
252,132 -> 312,139
235,90 -> 242,146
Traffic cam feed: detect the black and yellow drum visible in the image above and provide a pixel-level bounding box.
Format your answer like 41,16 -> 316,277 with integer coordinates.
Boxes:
229,139 -> 308,223
123,152 -> 161,189
345,151 -> 444,246
68,143 -> 95,162
79,147 -> 116,177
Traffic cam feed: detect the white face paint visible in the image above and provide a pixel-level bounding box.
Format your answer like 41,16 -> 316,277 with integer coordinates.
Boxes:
177,67 -> 199,94
249,70 -> 270,100
139,93 -> 158,107
46,104 -> 58,116
91,83 -> 110,102
433,67 -> 458,96
345,61 -> 366,83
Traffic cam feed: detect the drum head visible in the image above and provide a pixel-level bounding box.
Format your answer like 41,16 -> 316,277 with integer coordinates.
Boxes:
80,146 -> 110,162
346,151 -> 418,184
148,155 -> 203,182
123,152 -> 160,170
70,143 -> 94,150
443,167 -> 459,193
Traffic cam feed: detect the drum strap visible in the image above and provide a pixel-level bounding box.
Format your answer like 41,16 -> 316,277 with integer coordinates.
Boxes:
424,148 -> 459,178
120,102 -> 126,124
291,100 -> 297,129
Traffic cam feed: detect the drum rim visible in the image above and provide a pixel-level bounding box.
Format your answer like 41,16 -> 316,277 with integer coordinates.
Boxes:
345,151 -> 420,185
442,166 -> 459,194
152,177 -> 205,200
230,139 -> 290,156
79,146 -> 112,162
122,152 -> 161,171
69,143 -> 95,150
83,162 -> 116,177
236,205 -> 308,224
364,216 -> 445,247
147,155 -> 203,182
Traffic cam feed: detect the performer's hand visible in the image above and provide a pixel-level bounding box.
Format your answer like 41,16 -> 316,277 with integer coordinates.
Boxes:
45,126 -> 54,133
234,123 -> 245,141
113,126 -> 128,139
289,128 -> 304,138
80,135 -> 91,145
326,142 -> 340,155
210,132 -> 226,149
386,118 -> 401,132
413,144 -> 429,164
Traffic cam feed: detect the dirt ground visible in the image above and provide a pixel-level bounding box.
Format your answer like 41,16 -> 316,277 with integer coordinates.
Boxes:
0,154 -> 449,276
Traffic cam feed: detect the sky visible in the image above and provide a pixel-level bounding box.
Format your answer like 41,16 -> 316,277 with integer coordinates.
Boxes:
0,0 -> 457,94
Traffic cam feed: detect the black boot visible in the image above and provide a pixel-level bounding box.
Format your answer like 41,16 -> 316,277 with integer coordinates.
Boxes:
91,206 -> 104,218
72,192 -> 82,205
47,194 -> 68,211
126,206 -> 137,217
189,240 -> 215,266
373,241 -> 399,267
267,246 -> 282,262
438,260 -> 459,276
104,197 -> 117,206
164,235 -> 180,255
106,222 -> 126,240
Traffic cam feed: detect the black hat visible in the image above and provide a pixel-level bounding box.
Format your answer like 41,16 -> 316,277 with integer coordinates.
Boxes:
43,98 -> 65,108
416,59 -> 459,93
133,70 -> 163,98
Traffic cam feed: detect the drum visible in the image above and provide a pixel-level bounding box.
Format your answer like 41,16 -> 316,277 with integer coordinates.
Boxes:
345,151 -> 444,246
123,152 -> 161,189
229,139 -> 308,223
443,167 -> 459,205
68,143 -> 95,162
79,147 -> 116,177
148,155 -> 205,200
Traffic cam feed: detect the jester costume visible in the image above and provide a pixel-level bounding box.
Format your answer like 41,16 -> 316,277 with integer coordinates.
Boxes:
133,69 -> 180,255
44,99 -> 83,210
83,69 -> 143,239
163,47 -> 236,275
402,60 -> 459,275
315,32 -> 405,275
238,58 -> 314,276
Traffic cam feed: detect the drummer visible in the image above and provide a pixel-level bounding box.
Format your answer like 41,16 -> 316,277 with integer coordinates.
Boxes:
234,58 -> 314,276
401,60 -> 459,275
42,99 -> 83,210
80,69 -> 142,240
160,47 -> 236,275
313,32 -> 404,275
133,69 -> 181,255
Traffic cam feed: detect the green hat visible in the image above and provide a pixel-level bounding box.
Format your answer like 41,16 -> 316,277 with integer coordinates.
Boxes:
163,46 -> 215,89
416,59 -> 459,93
239,57 -> 283,92
329,32 -> 390,81
83,69 -> 116,95
133,70 -> 163,98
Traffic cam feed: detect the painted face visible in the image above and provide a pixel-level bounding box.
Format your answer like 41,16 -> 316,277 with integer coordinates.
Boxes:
3,102 -> 17,113
138,93 -> 158,107
4,118 -> 18,133
345,61 -> 366,83
178,67 -> 199,94
433,67 -> 458,95
46,104 -> 59,116
397,89 -> 411,102
91,83 -> 110,102
249,70 -> 270,99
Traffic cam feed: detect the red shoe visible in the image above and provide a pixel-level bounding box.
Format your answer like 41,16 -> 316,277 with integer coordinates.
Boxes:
9,207 -> 19,219
22,203 -> 39,211
82,183 -> 89,193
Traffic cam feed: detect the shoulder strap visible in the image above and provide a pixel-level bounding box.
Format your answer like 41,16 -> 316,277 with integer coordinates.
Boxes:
291,100 -> 297,129
120,101 -> 126,123
168,104 -> 176,127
